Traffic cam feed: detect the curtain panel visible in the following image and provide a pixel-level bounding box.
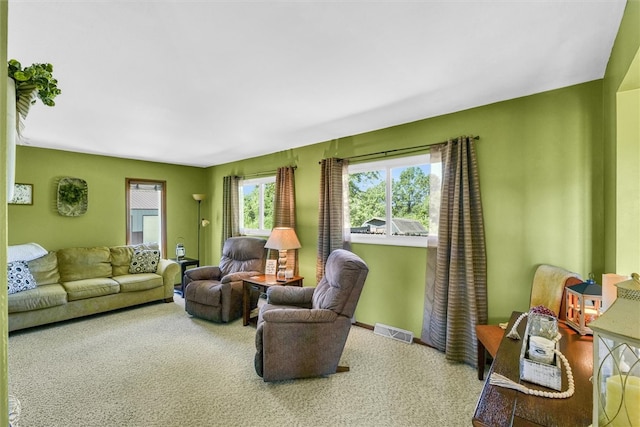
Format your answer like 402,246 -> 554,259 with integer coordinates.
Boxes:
274,166 -> 298,275
221,175 -> 240,246
422,145 -> 442,347
422,136 -> 487,366
316,158 -> 349,282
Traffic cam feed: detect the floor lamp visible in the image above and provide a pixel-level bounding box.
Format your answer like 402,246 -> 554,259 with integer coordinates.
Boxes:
192,193 -> 206,261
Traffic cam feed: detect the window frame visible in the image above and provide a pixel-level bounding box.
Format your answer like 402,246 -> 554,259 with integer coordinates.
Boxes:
125,178 -> 167,257
239,175 -> 276,236
348,153 -> 438,248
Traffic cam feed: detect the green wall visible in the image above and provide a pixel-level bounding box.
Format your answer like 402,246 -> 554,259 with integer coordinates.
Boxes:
2,0 -> 9,423
8,147 -> 208,261
603,0 -> 640,273
616,82 -> 640,273
205,80 -> 604,331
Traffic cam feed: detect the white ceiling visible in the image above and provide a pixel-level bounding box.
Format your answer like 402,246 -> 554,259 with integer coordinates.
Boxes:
8,0 -> 627,168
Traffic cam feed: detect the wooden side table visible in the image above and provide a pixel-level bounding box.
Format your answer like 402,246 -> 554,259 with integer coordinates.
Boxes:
172,257 -> 199,297
242,274 -> 303,326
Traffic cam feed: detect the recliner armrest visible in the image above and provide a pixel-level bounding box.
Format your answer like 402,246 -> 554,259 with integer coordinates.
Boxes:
184,266 -> 222,282
262,308 -> 337,323
220,270 -> 262,284
267,286 -> 315,306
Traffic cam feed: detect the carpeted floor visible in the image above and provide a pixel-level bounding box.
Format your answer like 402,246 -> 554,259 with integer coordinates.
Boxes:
8,297 -> 483,427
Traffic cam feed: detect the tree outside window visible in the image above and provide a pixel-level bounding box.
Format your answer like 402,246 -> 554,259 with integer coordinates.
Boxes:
240,176 -> 275,235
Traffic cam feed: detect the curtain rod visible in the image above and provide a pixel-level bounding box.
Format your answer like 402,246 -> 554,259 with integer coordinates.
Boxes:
337,135 -> 480,163
241,165 -> 297,179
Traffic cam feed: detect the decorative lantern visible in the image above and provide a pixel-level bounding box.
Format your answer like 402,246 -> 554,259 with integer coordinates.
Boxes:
590,273 -> 640,427
175,237 -> 186,260
565,275 -> 602,335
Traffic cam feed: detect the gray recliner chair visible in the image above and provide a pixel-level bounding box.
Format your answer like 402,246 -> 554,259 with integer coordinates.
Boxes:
184,237 -> 266,323
254,249 -> 369,381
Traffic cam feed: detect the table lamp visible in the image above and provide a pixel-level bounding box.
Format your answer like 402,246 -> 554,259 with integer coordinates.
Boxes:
264,227 -> 301,281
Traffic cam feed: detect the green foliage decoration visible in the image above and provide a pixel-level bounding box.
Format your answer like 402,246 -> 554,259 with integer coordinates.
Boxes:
58,181 -> 86,205
7,59 -> 61,133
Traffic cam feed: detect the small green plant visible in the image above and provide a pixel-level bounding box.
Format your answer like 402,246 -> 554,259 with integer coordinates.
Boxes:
8,59 -> 61,132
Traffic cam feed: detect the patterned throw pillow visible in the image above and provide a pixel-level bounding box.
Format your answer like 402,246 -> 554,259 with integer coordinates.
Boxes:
129,250 -> 160,274
7,261 -> 37,294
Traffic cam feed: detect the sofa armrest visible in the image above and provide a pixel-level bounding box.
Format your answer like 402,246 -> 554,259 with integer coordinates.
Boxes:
266,286 -> 314,306
262,308 -> 337,323
157,259 -> 180,299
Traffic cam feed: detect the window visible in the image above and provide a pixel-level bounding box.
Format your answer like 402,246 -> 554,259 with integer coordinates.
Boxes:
348,153 -> 441,247
126,179 -> 167,256
239,176 -> 275,236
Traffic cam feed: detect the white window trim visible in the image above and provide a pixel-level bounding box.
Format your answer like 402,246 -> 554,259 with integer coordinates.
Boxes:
348,153 -> 437,248
239,175 -> 275,236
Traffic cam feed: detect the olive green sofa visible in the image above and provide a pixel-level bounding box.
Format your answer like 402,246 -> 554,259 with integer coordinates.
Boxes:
8,245 -> 179,332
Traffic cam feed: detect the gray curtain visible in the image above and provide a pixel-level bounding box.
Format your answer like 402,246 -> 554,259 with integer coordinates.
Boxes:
274,166 -> 298,275
422,136 -> 487,366
316,158 -> 349,282
221,175 -> 240,246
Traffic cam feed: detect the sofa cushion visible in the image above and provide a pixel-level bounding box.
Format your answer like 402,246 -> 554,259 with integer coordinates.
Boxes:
113,274 -> 163,292
129,250 -> 160,274
110,246 -> 134,276
8,284 -> 67,313
62,277 -> 120,301
57,247 -> 112,282
7,261 -> 37,294
27,252 -> 60,286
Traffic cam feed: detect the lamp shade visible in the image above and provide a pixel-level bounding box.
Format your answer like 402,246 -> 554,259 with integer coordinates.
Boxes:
192,193 -> 206,201
265,227 -> 301,250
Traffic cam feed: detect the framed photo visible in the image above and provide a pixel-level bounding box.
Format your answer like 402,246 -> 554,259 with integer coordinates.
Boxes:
9,183 -> 33,205
265,259 -> 277,275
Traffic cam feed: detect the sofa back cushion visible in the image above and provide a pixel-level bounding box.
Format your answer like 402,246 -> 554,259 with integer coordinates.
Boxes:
110,246 -> 135,276
57,246 -> 112,282
27,252 -> 60,285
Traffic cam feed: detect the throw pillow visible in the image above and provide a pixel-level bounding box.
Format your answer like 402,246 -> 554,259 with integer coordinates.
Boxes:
7,261 -> 37,294
129,250 -> 160,274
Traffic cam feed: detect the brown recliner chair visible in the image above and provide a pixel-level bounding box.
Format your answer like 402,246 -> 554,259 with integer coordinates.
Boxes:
184,237 -> 266,323
254,249 -> 369,382
475,264 -> 582,380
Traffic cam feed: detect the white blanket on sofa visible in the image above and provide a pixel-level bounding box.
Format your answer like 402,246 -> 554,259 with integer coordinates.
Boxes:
8,243 -> 48,262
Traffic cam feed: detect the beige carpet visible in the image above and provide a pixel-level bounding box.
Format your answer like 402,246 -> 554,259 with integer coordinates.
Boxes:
8,298 -> 483,427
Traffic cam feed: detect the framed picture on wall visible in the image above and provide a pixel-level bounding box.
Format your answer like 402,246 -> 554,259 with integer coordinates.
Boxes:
9,183 -> 33,205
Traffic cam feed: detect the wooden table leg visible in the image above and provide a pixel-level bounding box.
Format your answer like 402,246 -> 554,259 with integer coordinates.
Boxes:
242,281 -> 250,326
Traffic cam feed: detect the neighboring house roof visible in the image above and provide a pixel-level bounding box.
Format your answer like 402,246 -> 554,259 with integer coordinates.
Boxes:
130,190 -> 160,210
358,217 -> 428,235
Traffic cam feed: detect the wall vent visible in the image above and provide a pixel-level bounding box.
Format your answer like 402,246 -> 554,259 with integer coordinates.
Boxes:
373,323 -> 414,344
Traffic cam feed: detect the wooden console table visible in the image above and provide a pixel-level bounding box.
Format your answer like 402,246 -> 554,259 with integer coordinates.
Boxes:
473,311 -> 593,427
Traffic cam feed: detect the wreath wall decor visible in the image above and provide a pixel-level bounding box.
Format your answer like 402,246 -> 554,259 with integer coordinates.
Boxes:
57,177 -> 88,216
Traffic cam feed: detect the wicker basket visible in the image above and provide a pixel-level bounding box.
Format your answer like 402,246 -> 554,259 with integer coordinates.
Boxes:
519,319 -> 562,391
